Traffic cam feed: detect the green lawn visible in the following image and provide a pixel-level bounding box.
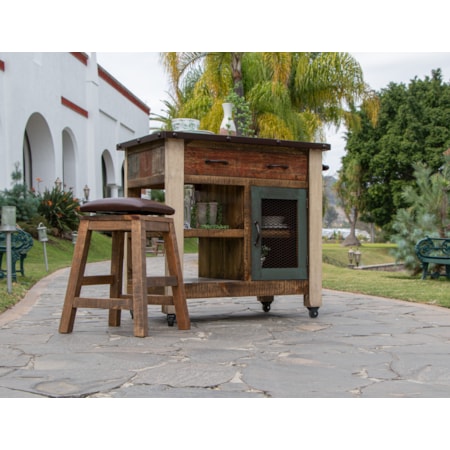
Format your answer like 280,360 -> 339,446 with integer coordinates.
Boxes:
1,238 -> 449,314
322,244 -> 450,308
322,243 -> 450,307
0,232 -> 113,313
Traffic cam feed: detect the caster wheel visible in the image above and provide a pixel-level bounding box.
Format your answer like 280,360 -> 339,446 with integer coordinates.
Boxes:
167,314 -> 176,327
308,307 -> 319,318
262,302 -> 271,313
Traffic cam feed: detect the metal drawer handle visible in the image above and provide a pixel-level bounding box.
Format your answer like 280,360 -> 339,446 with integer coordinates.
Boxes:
267,164 -> 289,169
205,159 -> 229,165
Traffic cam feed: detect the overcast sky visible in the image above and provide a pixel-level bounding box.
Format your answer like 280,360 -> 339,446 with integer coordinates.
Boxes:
5,1 -> 450,176
96,52 -> 450,175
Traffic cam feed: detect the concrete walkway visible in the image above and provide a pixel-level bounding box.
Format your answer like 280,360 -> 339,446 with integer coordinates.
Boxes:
1,254 -> 450,398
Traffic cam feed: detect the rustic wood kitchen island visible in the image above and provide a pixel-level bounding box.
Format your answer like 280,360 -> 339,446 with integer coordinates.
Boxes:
118,131 -> 330,318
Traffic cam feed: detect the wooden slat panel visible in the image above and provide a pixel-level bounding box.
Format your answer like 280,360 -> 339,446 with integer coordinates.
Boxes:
127,145 -> 165,182
185,146 -> 307,181
198,238 -> 244,280
184,279 -> 308,299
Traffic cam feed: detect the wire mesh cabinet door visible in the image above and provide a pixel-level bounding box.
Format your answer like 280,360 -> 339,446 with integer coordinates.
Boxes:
251,186 -> 307,281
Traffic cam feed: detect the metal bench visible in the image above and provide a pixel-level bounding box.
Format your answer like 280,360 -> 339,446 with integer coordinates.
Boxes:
0,227 -> 34,281
415,237 -> 450,280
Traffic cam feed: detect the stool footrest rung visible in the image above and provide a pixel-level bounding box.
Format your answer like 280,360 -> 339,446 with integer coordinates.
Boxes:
146,276 -> 178,287
146,295 -> 175,306
110,293 -> 176,306
74,297 -> 132,309
81,275 -> 115,286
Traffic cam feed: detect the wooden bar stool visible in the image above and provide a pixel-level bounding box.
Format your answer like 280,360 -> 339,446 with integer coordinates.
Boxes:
59,198 -> 190,338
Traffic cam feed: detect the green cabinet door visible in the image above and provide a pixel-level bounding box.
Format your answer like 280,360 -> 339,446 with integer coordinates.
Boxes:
251,186 -> 307,280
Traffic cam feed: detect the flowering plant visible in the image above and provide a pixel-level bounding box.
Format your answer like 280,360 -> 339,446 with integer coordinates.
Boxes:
37,185 -> 80,237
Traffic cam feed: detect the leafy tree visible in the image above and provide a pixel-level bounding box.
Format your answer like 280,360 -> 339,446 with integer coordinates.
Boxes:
334,156 -> 364,246
157,52 -> 378,141
391,157 -> 450,274
344,69 -> 450,232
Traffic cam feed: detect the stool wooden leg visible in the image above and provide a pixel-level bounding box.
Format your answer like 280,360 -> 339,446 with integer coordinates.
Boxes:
164,221 -> 190,330
59,220 -> 91,333
108,231 -> 124,327
131,218 -> 149,337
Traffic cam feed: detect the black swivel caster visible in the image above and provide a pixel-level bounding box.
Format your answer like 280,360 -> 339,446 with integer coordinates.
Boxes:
167,314 -> 176,327
307,307 -> 319,318
262,302 -> 271,313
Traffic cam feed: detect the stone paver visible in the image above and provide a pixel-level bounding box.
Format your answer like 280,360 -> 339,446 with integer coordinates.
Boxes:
1,254 -> 450,398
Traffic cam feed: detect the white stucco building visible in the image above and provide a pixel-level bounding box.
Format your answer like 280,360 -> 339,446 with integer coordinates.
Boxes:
0,52 -> 150,200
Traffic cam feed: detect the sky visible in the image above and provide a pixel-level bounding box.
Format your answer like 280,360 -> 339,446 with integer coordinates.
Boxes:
96,52 -> 450,176
5,1 -> 450,177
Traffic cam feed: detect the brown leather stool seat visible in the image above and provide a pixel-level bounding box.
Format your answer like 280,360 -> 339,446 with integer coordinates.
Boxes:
59,198 -> 190,337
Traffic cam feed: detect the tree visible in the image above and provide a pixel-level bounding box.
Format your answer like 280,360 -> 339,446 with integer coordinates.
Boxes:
158,52 -> 378,141
323,205 -> 338,228
391,156 -> 450,274
334,156 -> 364,246
343,69 -> 450,232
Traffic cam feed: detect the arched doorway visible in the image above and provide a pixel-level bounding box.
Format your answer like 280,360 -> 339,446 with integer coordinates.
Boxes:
101,149 -> 115,198
62,128 -> 77,192
23,113 -> 55,191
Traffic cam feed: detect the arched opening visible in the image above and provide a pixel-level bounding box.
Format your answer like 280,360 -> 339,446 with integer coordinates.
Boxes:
101,149 -> 115,198
23,113 -> 55,191
121,161 -> 125,197
62,128 -> 77,192
23,131 -> 32,187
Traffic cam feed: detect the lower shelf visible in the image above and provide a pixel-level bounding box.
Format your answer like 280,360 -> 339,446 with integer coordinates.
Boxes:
183,278 -> 308,299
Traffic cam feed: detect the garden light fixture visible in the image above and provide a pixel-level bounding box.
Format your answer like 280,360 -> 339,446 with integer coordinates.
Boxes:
37,222 -> 49,271
348,248 -> 354,267
354,249 -> 361,267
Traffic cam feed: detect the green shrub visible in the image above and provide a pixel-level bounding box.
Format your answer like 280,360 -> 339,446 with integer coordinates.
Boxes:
0,163 -> 39,222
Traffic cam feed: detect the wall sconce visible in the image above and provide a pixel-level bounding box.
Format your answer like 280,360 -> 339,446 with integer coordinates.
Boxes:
83,185 -> 90,202
55,177 -> 63,190
37,222 -> 49,272
72,231 -> 78,245
1,205 -> 16,294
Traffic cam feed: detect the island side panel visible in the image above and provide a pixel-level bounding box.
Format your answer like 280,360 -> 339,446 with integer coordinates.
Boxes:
164,138 -> 185,258
306,149 -> 323,308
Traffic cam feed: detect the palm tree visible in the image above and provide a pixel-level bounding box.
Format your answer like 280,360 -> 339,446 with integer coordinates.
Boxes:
158,52 -> 378,141
334,156 -> 364,246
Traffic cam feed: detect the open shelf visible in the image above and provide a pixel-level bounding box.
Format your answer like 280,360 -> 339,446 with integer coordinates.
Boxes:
184,228 -> 244,238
